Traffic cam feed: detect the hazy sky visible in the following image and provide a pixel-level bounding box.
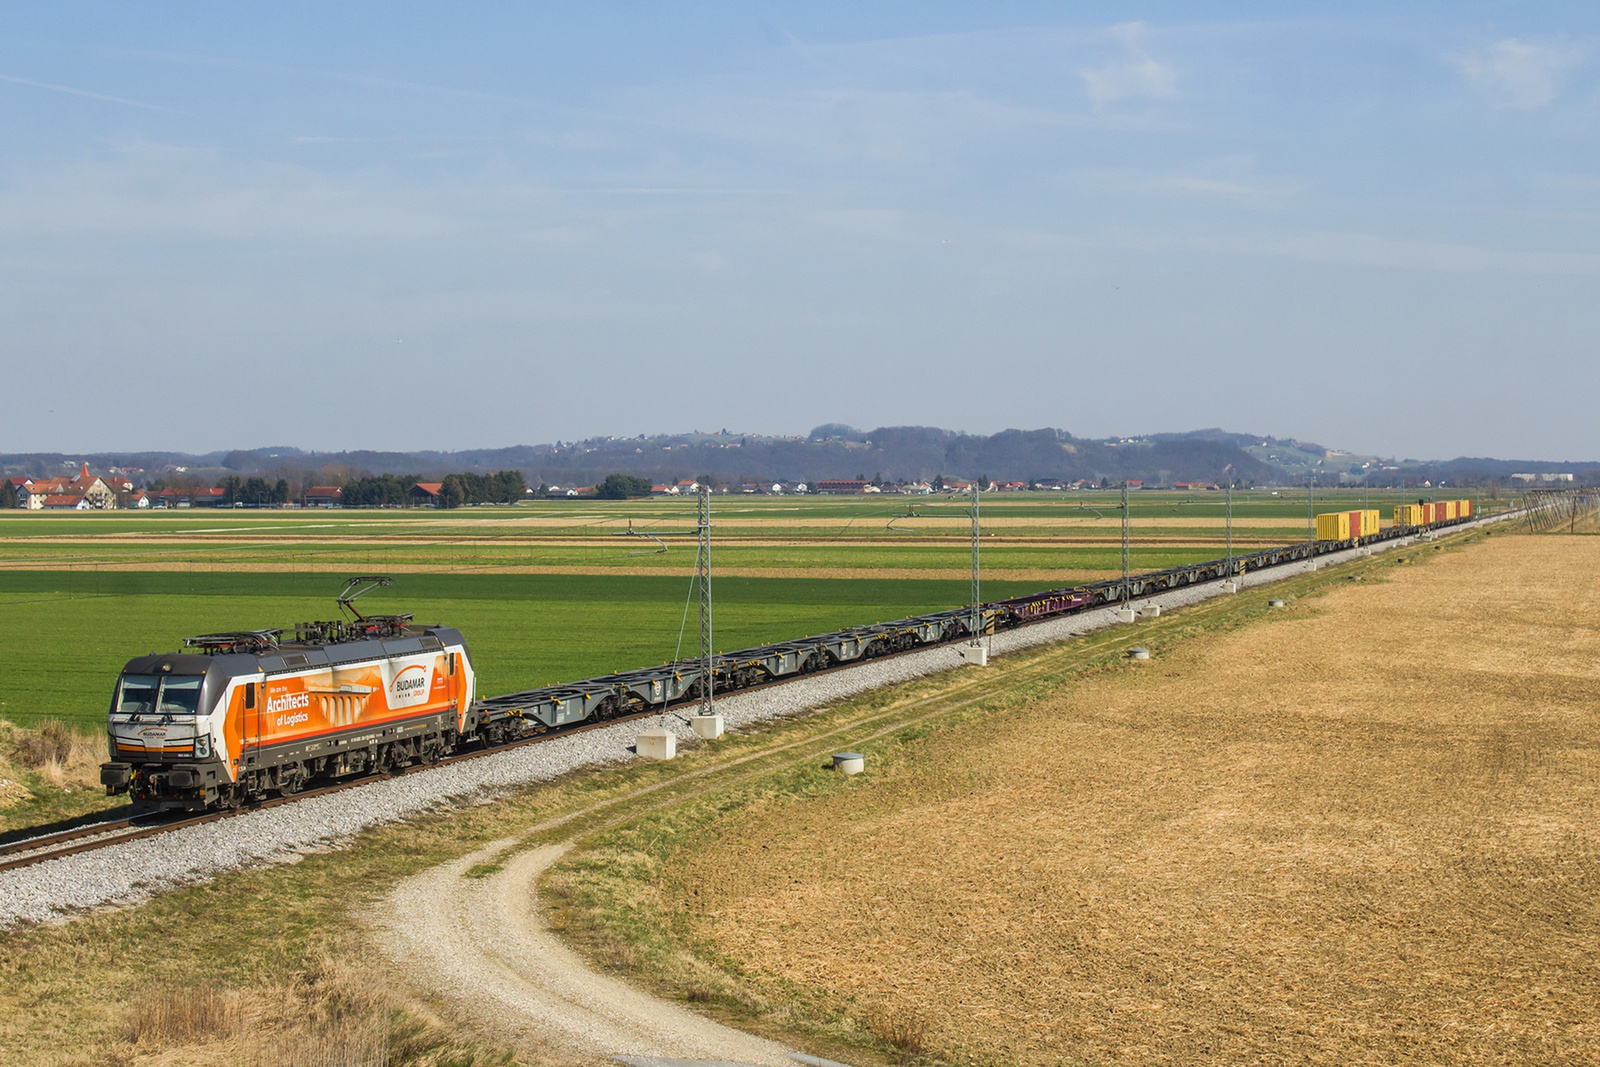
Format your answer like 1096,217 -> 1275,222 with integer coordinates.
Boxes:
2,3 -> 1596,459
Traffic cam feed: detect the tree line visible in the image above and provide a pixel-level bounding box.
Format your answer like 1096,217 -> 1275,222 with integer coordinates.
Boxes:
217,476 -> 293,505
340,470 -> 527,508
135,470 -> 528,508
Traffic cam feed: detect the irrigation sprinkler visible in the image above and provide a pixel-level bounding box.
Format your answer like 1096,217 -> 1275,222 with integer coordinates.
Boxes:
611,519 -> 669,555
1521,489 -> 1586,532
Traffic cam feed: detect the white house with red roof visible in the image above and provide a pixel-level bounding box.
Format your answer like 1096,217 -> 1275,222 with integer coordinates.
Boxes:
18,464 -> 116,509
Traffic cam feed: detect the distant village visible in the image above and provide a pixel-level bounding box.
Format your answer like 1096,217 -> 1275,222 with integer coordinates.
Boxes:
0,463 -> 1239,511
633,476 -> 1202,498
5,459 -> 1556,512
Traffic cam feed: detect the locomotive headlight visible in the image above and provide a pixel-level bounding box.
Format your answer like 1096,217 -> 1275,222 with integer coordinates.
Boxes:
194,733 -> 211,759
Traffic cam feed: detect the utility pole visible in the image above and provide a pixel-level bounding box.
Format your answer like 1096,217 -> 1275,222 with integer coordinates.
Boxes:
1121,480 -> 1131,607
970,480 -> 980,639
963,480 -> 987,664
692,484 -> 723,736
1307,476 -> 1314,545
1225,479 -> 1235,590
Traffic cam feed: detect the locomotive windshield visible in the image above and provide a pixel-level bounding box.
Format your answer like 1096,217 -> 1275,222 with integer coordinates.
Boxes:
118,675 -> 206,717
159,677 -> 205,714
117,677 -> 157,716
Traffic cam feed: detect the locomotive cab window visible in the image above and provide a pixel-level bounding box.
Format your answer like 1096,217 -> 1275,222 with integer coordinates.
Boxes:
119,675 -> 206,717
157,676 -> 205,716
244,682 -> 256,709
117,677 -> 159,716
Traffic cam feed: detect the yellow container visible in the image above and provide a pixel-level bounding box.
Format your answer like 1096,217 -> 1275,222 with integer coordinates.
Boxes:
1394,504 -> 1423,527
1315,512 -> 1351,541
1360,509 -> 1381,536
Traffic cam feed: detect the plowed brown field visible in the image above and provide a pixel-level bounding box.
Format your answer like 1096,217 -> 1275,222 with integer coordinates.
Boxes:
668,534 -> 1600,1064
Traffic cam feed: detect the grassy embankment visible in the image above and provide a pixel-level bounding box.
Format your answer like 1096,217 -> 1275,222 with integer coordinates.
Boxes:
0,754 -> 662,1066
542,525 -> 1600,1065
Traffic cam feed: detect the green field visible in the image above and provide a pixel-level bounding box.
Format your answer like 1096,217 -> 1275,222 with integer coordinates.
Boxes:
0,488 -> 1473,574
0,488 -> 1504,731
0,571 -> 1052,730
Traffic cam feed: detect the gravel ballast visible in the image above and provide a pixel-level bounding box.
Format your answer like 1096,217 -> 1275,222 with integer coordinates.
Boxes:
0,518 -> 1505,928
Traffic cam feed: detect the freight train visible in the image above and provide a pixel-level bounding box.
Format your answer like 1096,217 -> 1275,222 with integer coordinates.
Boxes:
102,503 -> 1483,812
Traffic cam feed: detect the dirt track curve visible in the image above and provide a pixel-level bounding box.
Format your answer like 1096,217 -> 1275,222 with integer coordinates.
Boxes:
379,837 -> 794,1065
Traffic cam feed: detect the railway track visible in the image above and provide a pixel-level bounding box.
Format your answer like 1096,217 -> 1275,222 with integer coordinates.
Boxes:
0,813 -> 199,873
0,815 -> 151,871
0,710 -> 632,874
0,626 -> 990,875
2,516 -> 1501,876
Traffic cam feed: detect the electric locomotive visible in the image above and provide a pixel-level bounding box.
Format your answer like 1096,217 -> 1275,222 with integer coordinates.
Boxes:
100,577 -> 474,812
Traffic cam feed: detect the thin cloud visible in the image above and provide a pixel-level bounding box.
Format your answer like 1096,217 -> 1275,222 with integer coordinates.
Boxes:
1227,229 -> 1599,275
0,153 -> 464,241
1067,167 -> 1300,206
1539,172 -> 1600,192
1454,38 -> 1586,109
996,224 -> 1599,275
0,73 -> 184,113
82,44 -> 592,121
1081,22 -> 1178,103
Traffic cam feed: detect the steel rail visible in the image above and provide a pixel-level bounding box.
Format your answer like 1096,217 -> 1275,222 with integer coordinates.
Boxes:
0,815 -> 150,861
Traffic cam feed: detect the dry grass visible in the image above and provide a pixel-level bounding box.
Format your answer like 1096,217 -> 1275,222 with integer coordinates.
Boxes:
123,990 -> 246,1048
6,718 -> 101,774
861,1004 -> 929,1055
0,718 -> 104,816
92,956 -> 423,1067
667,534 -> 1600,1064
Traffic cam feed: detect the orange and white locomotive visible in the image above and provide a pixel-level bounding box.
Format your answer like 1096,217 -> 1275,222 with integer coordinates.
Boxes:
100,577 -> 474,812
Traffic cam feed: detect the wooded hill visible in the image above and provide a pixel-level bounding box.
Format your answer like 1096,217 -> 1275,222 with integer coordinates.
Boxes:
5,427 -> 1595,489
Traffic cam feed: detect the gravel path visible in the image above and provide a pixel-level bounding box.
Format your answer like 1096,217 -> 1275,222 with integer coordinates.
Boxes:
378,838 -> 796,1065
0,518 -> 1504,928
